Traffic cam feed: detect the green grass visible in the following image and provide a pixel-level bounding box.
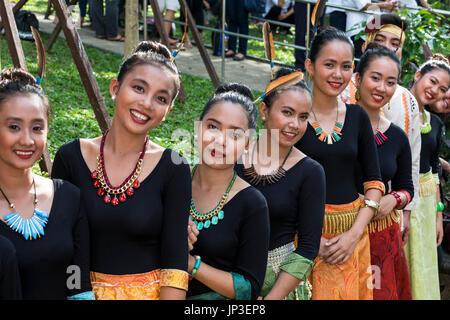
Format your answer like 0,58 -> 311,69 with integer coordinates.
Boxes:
0,28 -> 216,168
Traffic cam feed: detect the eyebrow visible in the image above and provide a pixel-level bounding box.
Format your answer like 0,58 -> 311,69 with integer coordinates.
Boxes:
6,117 -> 45,122
206,118 -> 245,131
131,78 -> 171,95
375,33 -> 400,42
370,71 -> 397,79
324,58 -> 353,64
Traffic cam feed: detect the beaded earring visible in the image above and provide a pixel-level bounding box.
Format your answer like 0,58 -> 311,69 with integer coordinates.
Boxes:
355,89 -> 361,101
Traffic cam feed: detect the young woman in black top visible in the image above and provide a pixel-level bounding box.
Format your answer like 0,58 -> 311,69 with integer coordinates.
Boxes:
296,27 -> 384,300
186,83 -> 270,300
354,46 -> 413,299
51,41 -> 191,300
235,68 -> 326,300
0,68 -> 92,300
406,57 -> 450,300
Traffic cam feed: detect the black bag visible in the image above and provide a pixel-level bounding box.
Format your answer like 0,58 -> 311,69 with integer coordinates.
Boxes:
244,0 -> 265,14
15,10 -> 39,41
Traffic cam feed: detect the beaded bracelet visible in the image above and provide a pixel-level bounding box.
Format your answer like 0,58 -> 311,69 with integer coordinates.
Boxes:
389,191 -> 402,209
437,202 -> 445,213
191,255 -> 201,277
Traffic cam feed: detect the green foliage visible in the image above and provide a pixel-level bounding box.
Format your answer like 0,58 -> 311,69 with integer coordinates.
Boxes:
397,6 -> 450,87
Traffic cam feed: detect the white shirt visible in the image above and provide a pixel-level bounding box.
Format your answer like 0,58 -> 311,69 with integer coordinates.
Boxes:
343,0 -> 379,37
265,0 -> 295,15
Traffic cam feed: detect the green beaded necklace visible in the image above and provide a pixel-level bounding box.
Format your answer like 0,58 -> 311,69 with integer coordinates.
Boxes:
420,110 -> 432,134
189,165 -> 237,231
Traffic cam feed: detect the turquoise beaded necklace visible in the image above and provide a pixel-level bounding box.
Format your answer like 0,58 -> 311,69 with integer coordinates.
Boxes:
189,165 -> 237,231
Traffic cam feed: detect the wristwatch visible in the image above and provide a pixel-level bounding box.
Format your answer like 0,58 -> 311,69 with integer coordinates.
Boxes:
361,199 -> 380,216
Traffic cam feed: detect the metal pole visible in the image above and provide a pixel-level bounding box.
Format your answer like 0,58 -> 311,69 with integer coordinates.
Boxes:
221,0 -> 226,83
306,3 -> 310,57
144,0 -> 148,41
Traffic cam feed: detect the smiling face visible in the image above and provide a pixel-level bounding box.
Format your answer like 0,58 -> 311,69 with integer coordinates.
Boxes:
430,88 -> 450,114
197,101 -> 250,169
110,64 -> 177,135
306,40 -> 354,98
356,56 -> 399,112
0,94 -> 48,171
260,88 -> 311,149
412,68 -> 450,108
373,31 -> 403,59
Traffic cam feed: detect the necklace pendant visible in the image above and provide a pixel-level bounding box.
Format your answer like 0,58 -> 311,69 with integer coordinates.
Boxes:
111,196 -> 119,206
119,193 -> 127,202
93,180 -> 101,188
91,170 -> 98,179
97,188 -> 105,197
103,194 -> 111,204
133,180 -> 140,189
126,187 -> 134,196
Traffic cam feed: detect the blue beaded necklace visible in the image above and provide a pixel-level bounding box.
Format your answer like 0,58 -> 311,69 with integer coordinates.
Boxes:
189,165 -> 236,231
0,178 -> 49,240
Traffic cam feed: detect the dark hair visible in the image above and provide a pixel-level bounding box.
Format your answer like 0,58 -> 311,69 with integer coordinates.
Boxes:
0,68 -> 52,121
412,56 -> 450,89
199,82 -> 257,130
379,13 -> 408,31
117,41 -> 180,102
263,67 -> 312,107
356,45 -> 401,78
308,26 -> 354,62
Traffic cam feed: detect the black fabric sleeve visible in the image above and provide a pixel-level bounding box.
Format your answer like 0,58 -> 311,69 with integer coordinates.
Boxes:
51,141 -> 75,182
295,160 -> 326,261
64,182 -> 92,297
431,117 -> 445,174
0,235 -> 22,300
233,190 -> 270,300
391,131 -> 414,200
160,151 -> 191,272
357,107 -> 383,183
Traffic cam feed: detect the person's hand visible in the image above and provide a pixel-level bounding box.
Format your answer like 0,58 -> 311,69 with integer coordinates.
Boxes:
437,212 -> 444,246
188,218 -> 199,251
375,194 -> 397,221
203,0 -> 210,10
402,210 -> 411,246
320,231 -> 361,265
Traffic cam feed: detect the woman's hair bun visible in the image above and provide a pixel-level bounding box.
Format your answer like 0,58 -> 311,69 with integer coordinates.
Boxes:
215,82 -> 254,101
134,40 -> 172,60
0,68 -> 37,85
428,53 -> 449,65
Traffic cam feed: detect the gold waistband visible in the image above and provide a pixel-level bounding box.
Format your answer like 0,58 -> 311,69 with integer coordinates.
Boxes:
90,268 -> 188,291
419,171 -> 437,197
323,198 -> 361,235
368,210 -> 400,234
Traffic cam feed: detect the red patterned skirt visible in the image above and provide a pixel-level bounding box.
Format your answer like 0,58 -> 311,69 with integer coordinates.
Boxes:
368,210 -> 412,300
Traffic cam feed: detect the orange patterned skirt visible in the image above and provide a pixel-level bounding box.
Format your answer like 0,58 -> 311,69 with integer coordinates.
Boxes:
90,269 -> 188,300
309,198 -> 373,300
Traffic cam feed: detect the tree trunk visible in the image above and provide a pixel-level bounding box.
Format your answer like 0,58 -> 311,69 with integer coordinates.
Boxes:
124,0 -> 139,57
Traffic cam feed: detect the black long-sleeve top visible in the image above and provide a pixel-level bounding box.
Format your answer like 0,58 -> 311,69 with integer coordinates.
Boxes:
420,112 -> 444,174
356,123 -> 414,200
51,139 -> 191,275
235,157 -> 325,261
295,104 -> 382,204
0,235 -> 22,300
187,186 -> 270,300
0,179 -> 91,300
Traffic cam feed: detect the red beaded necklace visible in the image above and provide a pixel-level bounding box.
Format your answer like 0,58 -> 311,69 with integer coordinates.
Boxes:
91,129 -> 148,206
